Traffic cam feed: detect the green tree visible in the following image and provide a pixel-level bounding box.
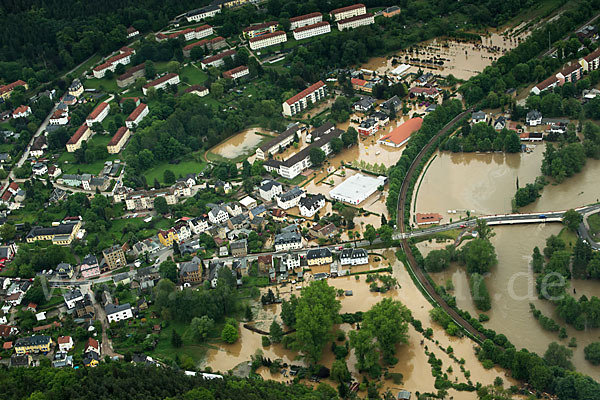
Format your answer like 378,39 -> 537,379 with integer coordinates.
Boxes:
211,82 -> 224,98
461,238 -> 497,274
330,360 -> 351,383
349,328 -> 380,377
342,127 -> 358,147
145,60 -> 156,79
562,209 -> 582,232
0,223 -> 16,241
171,329 -> 182,348
363,224 -> 377,245
221,323 -> 239,344
331,137 -> 343,154
424,249 -> 450,272
584,342 -> 600,365
121,99 -> 137,115
531,246 -> 544,273
154,196 -> 169,214
377,225 -> 394,245
543,342 -> 574,370
163,169 -> 176,184
475,218 -> 495,241
269,319 -> 283,343
309,147 -> 326,166
191,316 -> 214,342
294,280 -> 341,364
362,298 -> 411,364
159,260 -> 178,283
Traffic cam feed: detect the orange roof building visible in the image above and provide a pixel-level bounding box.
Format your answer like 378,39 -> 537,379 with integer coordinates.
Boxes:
416,213 -> 442,225
377,117 -> 423,148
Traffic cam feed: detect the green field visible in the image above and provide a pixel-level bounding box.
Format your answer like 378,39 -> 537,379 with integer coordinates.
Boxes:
557,227 -> 578,252
143,158 -> 207,185
84,76 -> 120,93
71,54 -> 103,79
58,134 -> 122,174
180,64 -> 208,85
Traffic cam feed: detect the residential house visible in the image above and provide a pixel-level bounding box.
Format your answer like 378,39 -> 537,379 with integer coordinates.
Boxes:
281,252 -> 300,270
30,135 -> 48,157
57,336 -> 74,352
101,245 -> 126,272
52,351 -> 74,368
214,180 -> 233,193
208,260 -> 230,288
4,292 -> 23,306
416,213 -> 443,225
10,354 -> 32,367
158,228 -> 179,247
383,5 -> 401,17
66,124 -> 92,152
249,205 -> 267,220
330,3 -> 366,21
230,239 -> 248,257
80,254 -> 100,278
127,26 -> 139,38
276,187 -> 305,209
381,95 -> 402,111
179,256 -> 203,284
580,47 -> 600,72
14,335 -> 52,355
0,324 -> 18,338
239,195 -> 257,210
306,121 -> 335,143
306,248 -> 332,266
271,208 -> 286,222
257,255 -> 273,274
57,263 -> 74,279
107,127 -> 131,154
63,289 -> 84,309
106,303 -> 133,323
185,5 -> 221,22
249,31 -> 287,50
408,86 -> 439,98
86,102 -> 110,127
86,337 -> 100,354
340,248 -> 368,266
0,80 -> 27,100
258,179 -> 283,201
530,76 -> 560,95
293,21 -> 331,41
31,162 -> 47,176
188,216 -> 209,235
556,63 -> 583,85
208,204 -> 229,224
358,118 -> 379,136
494,116 -> 507,130
526,110 -> 543,126
337,13 -> 374,30
142,73 -> 180,95
290,12 -> 323,30
83,351 -> 100,367
242,21 -> 278,39
0,243 -> 17,262
281,81 -> 327,117
471,111 -> 486,124
73,296 -> 95,319
112,272 -> 131,286
12,105 -> 32,119
225,202 -> 242,217
25,223 -> 79,246
93,49 -> 134,78
125,103 -> 149,129
299,194 -> 325,218
309,222 -> 338,239
200,50 -> 237,69
223,66 -> 250,80
352,96 -> 376,112
255,123 -> 302,159
274,231 -> 303,252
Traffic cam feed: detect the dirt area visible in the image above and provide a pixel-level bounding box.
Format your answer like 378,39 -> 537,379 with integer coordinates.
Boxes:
209,127 -> 277,163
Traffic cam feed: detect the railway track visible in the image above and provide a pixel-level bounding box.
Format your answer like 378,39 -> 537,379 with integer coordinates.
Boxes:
396,108 -> 487,342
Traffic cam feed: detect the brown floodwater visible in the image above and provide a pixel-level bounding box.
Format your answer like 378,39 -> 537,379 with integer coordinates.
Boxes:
210,127 -> 276,159
204,249 -> 518,391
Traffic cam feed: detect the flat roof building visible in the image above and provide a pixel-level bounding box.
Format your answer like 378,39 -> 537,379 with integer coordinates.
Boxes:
329,173 -> 387,205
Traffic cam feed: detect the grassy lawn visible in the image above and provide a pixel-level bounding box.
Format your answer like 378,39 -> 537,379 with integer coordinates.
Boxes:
146,319 -> 213,364
39,294 -> 66,311
0,143 -> 14,153
84,77 -> 120,93
276,174 -> 307,186
587,213 -> 600,241
0,121 -> 13,131
58,134 -> 122,174
143,158 -> 206,185
558,227 -> 578,252
180,64 -> 208,85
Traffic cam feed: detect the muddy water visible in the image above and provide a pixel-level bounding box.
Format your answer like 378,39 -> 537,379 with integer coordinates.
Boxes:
415,145 -> 600,223
423,225 -> 600,379
210,127 -> 276,159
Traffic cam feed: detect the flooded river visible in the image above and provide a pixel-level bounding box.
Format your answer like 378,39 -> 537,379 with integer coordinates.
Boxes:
415,146 -> 600,378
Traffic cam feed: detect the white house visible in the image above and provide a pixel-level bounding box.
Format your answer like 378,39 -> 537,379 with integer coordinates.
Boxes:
337,13 -> 374,30
274,231 -> 303,252
282,81 -> 326,117
125,103 -> 149,129
526,110 -> 543,126
188,217 -> 209,235
12,105 -> 32,119
63,289 -> 84,310
226,202 -> 242,217
86,102 -> 110,127
258,179 -> 283,201
293,22 -> 331,41
249,31 -> 287,50
290,12 -> 323,30
340,248 -> 368,266
57,336 -> 74,352
142,73 -> 180,95
276,187 -> 305,209
299,194 -> 325,218
330,3 -> 366,21
281,252 -> 301,270
32,163 -> 48,176
105,303 -> 133,323
208,205 -> 229,224
471,111 -> 486,124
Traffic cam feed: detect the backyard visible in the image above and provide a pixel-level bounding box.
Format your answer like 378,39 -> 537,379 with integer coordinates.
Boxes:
143,158 -> 207,185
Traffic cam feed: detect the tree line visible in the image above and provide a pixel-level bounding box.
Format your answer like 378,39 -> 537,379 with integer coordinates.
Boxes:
441,122 -> 521,153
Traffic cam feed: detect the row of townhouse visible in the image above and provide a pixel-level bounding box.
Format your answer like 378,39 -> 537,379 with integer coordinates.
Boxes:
185,5 -> 221,22
337,13 -> 375,30
282,80 -> 327,117
125,103 -> 149,129
531,48 -> 600,95
290,12 -> 323,30
223,65 -> 249,80
183,36 -> 227,57
116,63 -> 146,88
293,21 -> 331,41
93,48 -> 135,79
142,73 -> 180,95
200,49 -> 237,69
249,31 -> 287,50
59,173 -> 109,190
85,102 -> 110,127
0,80 -> 28,100
66,124 -> 92,152
255,123 -> 302,160
156,25 -> 214,42
107,127 -> 131,154
263,126 -> 344,179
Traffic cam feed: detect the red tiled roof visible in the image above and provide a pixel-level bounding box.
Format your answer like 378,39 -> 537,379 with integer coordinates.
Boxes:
67,124 -> 90,145
93,51 -> 133,72
143,73 -> 178,89
33,321 -> 61,332
210,36 -> 226,44
0,325 -> 15,338
409,86 -> 438,96
285,81 -> 325,105
127,27 -> 138,34
9,182 -> 19,191
13,105 -> 30,115
120,97 -> 139,104
331,3 -> 365,15
258,254 -> 272,264
1,192 -> 12,202
184,39 -> 210,51
86,337 -> 99,350
560,63 -> 582,75
87,102 -> 108,121
202,49 -> 236,64
351,78 -> 367,86
338,13 -> 373,24
51,110 -> 67,118
195,24 -> 212,32
583,47 -> 600,62
27,303 -> 37,309
535,76 -> 559,91
117,63 -> 145,81
109,127 -> 130,146
126,103 -> 148,122
243,21 -> 278,32
223,65 -> 249,79
57,336 -> 72,344
379,117 -> 423,145
416,213 -> 442,224
290,12 -> 322,22
184,85 -> 208,94
294,21 -> 330,33
249,30 -> 286,43
2,341 -> 12,349
0,80 -> 27,95
161,28 -> 194,40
